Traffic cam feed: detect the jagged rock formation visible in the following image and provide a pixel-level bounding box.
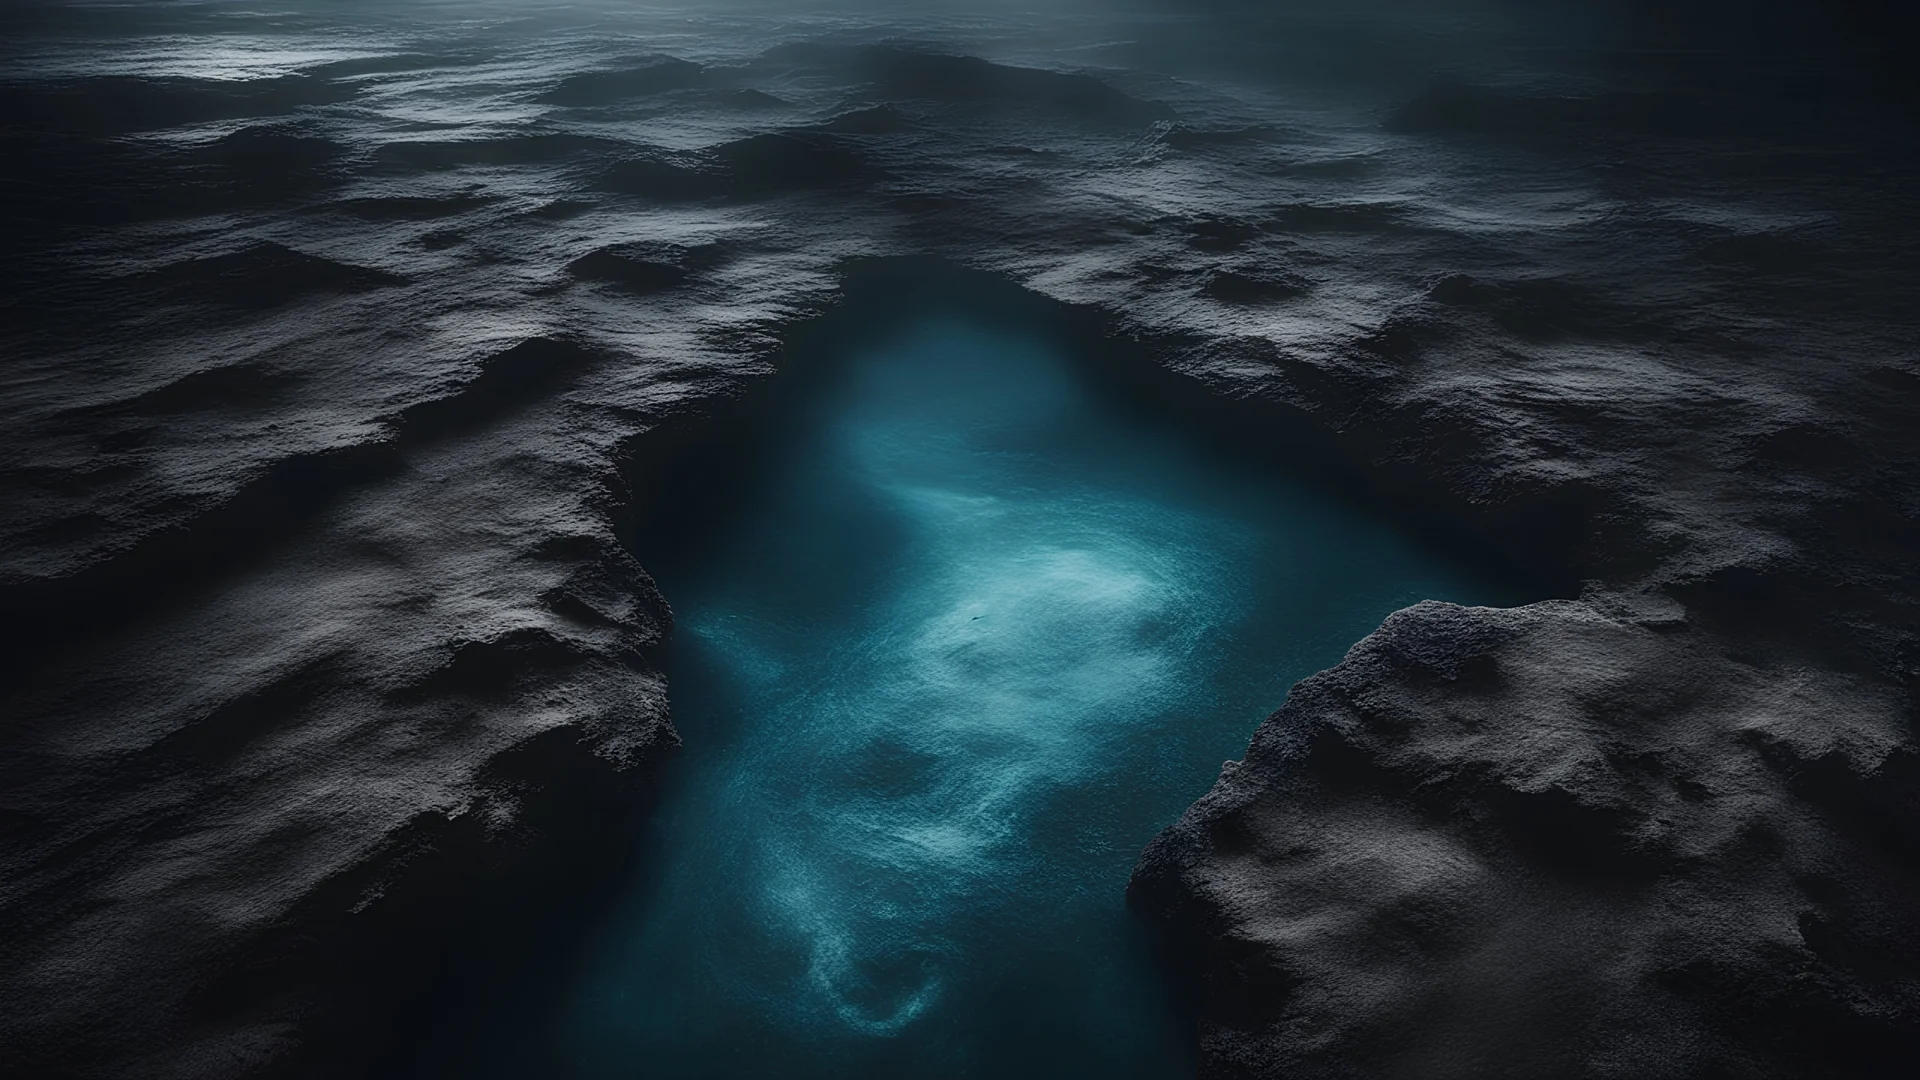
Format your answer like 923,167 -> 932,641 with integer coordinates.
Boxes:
1131,600 -> 1919,1078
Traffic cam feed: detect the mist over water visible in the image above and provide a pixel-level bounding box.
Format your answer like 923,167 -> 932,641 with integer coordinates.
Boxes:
450,308 -> 1523,1078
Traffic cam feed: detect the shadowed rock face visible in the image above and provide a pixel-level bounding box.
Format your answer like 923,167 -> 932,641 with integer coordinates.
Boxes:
135,242 -> 407,309
537,58 -> 707,106
847,46 -> 1177,123
0,1 -> 1916,1077
0,74 -> 359,136
565,249 -> 689,294
1131,600 -> 1919,1079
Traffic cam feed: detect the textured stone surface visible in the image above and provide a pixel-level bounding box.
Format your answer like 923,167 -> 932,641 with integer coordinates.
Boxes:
1132,601 -> 1919,1077
1,2 -> 1915,1076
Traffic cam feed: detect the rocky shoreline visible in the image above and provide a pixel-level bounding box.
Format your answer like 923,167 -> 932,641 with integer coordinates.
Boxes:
3,5 -> 1916,1075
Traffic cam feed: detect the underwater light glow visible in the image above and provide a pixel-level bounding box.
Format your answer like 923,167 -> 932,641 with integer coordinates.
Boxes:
459,312 -> 1523,1079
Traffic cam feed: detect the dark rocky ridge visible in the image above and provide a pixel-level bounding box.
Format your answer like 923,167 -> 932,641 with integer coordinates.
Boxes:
0,2 -> 1916,1077
538,58 -> 708,106
1130,601 -> 1919,1078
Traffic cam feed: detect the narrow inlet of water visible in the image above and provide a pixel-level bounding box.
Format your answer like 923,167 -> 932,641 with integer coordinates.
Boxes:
451,279 -> 1532,1079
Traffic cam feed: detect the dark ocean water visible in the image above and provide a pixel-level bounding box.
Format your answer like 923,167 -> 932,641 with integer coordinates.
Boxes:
442,307 -> 1522,1079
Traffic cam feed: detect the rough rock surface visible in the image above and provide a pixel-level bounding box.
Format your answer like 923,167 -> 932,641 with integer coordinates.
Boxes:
1131,600 -> 1919,1078
1,1 -> 1916,1077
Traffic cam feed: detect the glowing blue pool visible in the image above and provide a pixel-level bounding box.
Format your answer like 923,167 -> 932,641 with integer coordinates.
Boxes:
465,303 -> 1524,1078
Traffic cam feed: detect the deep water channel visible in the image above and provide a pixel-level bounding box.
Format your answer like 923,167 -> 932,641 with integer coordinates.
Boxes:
458,278 -> 1529,1078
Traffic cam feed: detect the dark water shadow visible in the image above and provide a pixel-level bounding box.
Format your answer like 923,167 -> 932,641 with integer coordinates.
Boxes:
627,257 -> 1572,603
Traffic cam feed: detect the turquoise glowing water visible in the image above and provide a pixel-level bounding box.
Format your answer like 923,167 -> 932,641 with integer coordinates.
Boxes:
465,311 -> 1523,1078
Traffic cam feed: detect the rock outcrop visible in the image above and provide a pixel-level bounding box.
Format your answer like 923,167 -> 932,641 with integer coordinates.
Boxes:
1132,600 -> 1919,1078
